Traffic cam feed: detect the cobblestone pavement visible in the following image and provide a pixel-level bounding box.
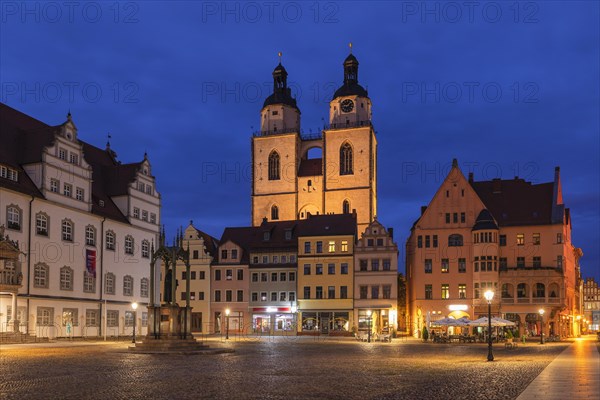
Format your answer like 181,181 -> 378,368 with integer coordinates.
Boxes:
0,337 -> 569,400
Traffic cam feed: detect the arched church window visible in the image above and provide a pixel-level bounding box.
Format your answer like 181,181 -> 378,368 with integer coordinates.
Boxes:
271,205 -> 279,220
340,142 -> 353,175
343,200 -> 350,214
268,151 -> 280,180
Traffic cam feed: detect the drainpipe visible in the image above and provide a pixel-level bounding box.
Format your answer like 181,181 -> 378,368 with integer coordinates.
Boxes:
99,217 -> 106,338
26,195 -> 34,334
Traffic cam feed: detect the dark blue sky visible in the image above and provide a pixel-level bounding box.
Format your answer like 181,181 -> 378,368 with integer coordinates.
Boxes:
1,1 -> 598,280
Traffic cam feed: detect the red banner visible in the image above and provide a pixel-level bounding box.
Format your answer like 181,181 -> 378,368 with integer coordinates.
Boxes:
86,249 -> 96,278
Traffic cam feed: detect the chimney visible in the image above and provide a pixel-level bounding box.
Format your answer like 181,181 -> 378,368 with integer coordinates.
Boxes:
388,228 -> 394,239
492,178 -> 501,194
468,172 -> 474,183
420,206 -> 427,215
262,217 -> 268,224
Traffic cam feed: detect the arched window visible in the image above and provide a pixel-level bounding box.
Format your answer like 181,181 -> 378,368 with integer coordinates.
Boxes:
85,225 -> 96,246
271,205 -> 279,220
501,283 -> 514,298
124,235 -> 134,255
268,151 -> 280,180
534,283 -> 545,298
36,212 -> 49,236
339,142 -> 353,175
123,275 -> 134,296
448,234 -> 463,247
61,219 -> 74,242
141,240 -> 150,258
105,273 -> 115,295
548,283 -> 560,298
6,204 -> 21,230
517,283 -> 528,298
33,263 -> 49,288
343,200 -> 350,214
141,278 -> 149,298
60,266 -> 73,291
105,230 -> 115,250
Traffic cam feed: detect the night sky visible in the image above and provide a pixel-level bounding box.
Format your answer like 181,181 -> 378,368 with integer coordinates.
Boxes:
1,1 -> 598,280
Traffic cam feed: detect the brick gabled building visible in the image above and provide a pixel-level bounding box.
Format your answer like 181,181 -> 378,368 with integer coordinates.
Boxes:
406,160 -> 583,338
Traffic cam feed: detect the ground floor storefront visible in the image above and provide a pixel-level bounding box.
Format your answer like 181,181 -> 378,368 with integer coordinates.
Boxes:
299,310 -> 352,334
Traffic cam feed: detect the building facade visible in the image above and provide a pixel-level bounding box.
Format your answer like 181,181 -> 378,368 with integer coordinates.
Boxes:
406,160 -> 582,338
583,277 -> 600,332
0,103 -> 160,338
251,53 -> 377,234
354,219 -> 399,336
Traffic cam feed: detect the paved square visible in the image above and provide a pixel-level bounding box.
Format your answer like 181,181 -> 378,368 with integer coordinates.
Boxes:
0,337 -> 570,399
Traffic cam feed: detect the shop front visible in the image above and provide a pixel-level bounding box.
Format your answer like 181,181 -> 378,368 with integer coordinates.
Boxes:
300,311 -> 350,334
251,307 -> 296,334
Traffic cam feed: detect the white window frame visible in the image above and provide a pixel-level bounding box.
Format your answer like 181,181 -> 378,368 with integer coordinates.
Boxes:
61,219 -> 73,241
60,266 -> 74,291
124,235 -> 134,255
85,225 -> 96,246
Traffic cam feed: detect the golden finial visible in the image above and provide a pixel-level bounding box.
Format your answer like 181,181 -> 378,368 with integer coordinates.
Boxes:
349,42 -> 353,53
278,52 -> 282,63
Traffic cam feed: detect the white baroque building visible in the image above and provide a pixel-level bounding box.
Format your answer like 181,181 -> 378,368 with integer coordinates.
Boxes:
0,103 -> 160,338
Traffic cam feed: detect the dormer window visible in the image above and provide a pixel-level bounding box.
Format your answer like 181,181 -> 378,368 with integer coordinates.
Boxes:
0,165 -> 18,182
263,232 -> 270,241
59,148 -> 67,160
145,185 -> 152,195
69,153 -> 78,164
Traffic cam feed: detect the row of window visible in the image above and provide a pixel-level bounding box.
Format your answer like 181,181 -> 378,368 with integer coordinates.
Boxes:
182,270 -> 206,280
358,285 -> 393,299
417,232 -> 565,248
132,207 -> 157,224
57,147 -> 79,165
35,307 -> 148,327
215,269 -> 244,281
500,282 -> 560,299
303,263 -> 349,275
181,291 -> 205,301
424,258 -> 467,274
221,249 -> 238,260
424,283 -> 468,300
214,289 -> 244,302
303,240 -> 349,254
445,212 -> 466,224
136,181 -> 154,195
251,254 -> 297,264
0,165 -> 18,181
49,179 -> 85,202
251,271 -> 296,283
423,256 -> 564,274
251,291 -> 296,302
303,285 -> 350,299
358,259 -> 392,272
32,264 -> 149,297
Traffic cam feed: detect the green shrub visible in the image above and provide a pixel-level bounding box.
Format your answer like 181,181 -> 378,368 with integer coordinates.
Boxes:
422,327 -> 429,341
506,330 -> 513,340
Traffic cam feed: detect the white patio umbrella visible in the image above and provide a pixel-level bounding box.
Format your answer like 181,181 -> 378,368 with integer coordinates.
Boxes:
492,317 -> 516,327
431,317 -> 456,326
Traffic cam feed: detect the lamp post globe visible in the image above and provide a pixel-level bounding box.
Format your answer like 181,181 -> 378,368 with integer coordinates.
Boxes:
484,290 -> 494,361
225,308 -> 230,340
539,309 -> 545,344
131,302 -> 138,344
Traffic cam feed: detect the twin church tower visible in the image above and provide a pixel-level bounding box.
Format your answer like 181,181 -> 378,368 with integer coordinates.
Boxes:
251,50 -> 378,234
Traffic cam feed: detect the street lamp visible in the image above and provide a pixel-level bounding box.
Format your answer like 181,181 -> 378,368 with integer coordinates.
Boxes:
539,309 -> 545,344
131,302 -> 138,344
367,310 -> 372,343
225,308 -> 230,340
484,290 -> 494,361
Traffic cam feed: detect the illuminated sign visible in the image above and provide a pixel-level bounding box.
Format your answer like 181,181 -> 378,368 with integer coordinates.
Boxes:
448,304 -> 468,311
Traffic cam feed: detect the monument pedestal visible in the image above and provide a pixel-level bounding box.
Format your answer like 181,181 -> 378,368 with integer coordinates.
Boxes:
130,304 -> 215,353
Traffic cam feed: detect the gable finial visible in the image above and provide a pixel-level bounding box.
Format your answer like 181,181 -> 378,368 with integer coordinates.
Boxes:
106,133 -> 112,149
278,51 -> 282,63
349,42 -> 353,54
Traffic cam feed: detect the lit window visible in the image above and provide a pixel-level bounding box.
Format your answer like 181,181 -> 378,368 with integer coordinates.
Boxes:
516,234 -> 524,246
341,240 -> 348,252
441,284 -> 449,299
328,241 -> 335,253
268,151 -> 280,180
339,142 -> 353,175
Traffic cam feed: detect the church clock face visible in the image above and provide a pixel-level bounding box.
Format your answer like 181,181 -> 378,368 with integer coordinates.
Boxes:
340,99 -> 354,113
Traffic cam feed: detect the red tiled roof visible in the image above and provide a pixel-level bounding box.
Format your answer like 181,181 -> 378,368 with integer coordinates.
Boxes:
471,178 -> 555,226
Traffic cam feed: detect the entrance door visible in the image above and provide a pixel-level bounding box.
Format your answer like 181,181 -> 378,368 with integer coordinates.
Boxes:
191,312 -> 202,332
321,317 -> 329,334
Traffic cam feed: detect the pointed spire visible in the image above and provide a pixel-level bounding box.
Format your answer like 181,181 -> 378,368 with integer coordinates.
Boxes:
278,51 -> 282,63
144,151 -> 148,160
67,109 -> 72,121
452,158 -> 458,168
106,133 -> 112,149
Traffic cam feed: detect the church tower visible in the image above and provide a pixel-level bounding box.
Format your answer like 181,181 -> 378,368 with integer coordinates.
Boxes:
323,50 -> 377,234
251,58 -> 300,226
251,49 -> 377,235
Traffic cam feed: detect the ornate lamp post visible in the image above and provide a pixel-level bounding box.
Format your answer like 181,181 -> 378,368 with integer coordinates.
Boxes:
539,309 -> 545,344
484,290 -> 494,361
367,310 -> 372,343
225,308 -> 230,340
131,302 -> 138,344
